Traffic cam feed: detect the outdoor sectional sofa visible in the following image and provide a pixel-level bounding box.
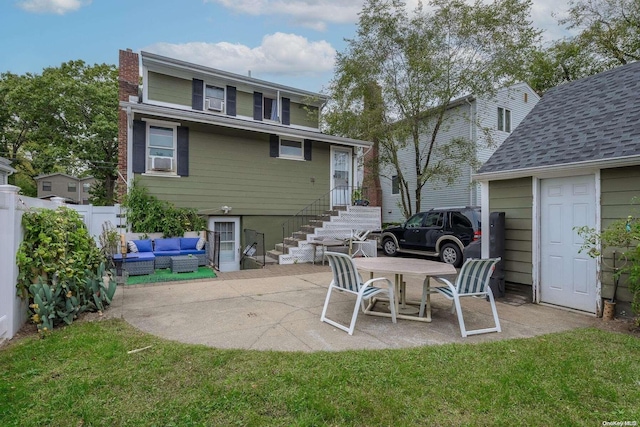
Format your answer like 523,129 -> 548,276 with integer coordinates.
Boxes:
113,237 -> 208,275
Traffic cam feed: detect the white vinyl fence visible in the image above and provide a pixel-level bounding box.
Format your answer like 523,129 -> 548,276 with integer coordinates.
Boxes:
0,184 -> 121,343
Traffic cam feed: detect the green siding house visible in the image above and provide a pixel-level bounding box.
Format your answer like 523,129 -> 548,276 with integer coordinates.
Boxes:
474,61 -> 640,317
117,49 -> 372,271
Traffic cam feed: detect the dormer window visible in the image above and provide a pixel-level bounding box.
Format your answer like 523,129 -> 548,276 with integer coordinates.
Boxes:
205,85 -> 225,113
263,96 -> 278,121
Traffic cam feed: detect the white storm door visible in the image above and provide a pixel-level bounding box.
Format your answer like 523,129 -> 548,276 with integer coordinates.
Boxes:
331,147 -> 352,207
209,217 -> 240,272
540,175 -> 596,312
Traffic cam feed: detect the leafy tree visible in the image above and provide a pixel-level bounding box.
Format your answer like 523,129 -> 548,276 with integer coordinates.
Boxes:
561,0 -> 640,65
324,0 -> 540,218
0,61 -> 118,203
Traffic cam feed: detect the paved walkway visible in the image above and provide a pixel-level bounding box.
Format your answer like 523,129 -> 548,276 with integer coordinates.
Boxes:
107,264 -> 600,352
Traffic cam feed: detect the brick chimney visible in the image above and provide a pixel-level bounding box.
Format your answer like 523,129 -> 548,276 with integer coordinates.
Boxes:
117,48 -> 139,201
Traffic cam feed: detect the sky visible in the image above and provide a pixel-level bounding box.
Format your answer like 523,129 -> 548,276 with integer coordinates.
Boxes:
0,0 -> 573,94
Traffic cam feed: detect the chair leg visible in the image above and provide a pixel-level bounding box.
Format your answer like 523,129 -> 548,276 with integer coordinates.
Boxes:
453,296 -> 468,337
320,284 -> 335,324
487,290 -> 502,333
349,293 -> 365,335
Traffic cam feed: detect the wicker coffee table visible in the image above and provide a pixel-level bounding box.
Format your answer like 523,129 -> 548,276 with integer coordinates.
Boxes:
170,255 -> 198,273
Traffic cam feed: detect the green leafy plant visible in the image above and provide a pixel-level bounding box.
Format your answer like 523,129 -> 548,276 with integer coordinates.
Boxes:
98,220 -> 119,262
16,206 -> 115,334
576,204 -> 640,321
122,179 -> 205,237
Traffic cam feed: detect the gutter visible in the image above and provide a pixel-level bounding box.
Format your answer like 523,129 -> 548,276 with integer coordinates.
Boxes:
120,101 -> 373,149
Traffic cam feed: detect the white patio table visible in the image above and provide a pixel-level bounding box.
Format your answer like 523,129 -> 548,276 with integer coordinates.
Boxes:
353,257 -> 457,322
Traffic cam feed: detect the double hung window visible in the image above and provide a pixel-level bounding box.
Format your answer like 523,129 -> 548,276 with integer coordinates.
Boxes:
264,96 -> 278,121
279,139 -> 303,159
42,181 -> 51,191
205,85 -> 225,112
498,107 -> 511,132
391,175 -> 399,194
148,123 -> 177,173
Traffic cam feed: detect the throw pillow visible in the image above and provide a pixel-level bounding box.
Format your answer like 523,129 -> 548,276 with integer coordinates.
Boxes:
196,237 -> 206,250
127,240 -> 138,253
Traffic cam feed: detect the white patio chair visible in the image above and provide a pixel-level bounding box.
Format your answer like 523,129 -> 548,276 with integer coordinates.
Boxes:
421,257 -> 501,338
321,252 -> 397,335
347,229 -> 372,257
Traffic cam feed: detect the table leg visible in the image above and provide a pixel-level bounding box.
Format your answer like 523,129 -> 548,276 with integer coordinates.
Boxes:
418,275 -> 432,321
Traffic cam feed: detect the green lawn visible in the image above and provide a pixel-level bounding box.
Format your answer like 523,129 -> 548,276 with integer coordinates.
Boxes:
1,319 -> 639,426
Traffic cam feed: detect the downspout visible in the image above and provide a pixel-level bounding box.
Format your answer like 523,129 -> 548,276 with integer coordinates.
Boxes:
126,105 -> 133,191
465,97 -> 474,206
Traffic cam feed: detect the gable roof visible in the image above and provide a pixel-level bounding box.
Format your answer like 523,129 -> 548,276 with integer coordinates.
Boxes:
476,61 -> 640,179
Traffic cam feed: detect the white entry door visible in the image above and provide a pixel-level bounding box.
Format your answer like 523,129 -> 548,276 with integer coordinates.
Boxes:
209,217 -> 240,272
540,175 -> 596,312
331,147 -> 352,207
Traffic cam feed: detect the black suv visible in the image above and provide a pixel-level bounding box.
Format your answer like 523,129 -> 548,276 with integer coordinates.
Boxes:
380,206 -> 481,267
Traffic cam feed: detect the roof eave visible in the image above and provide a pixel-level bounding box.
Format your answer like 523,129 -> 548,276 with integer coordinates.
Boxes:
474,155 -> 640,182
121,101 -> 372,148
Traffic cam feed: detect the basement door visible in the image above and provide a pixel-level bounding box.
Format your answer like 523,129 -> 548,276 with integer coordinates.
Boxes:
208,217 -> 240,272
540,175 -> 596,313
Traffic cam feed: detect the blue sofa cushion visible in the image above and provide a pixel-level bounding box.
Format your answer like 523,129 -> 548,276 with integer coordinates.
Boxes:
180,237 -> 200,250
154,250 -> 181,257
132,239 -> 153,253
155,238 -> 181,252
180,249 -> 205,256
113,252 -> 155,262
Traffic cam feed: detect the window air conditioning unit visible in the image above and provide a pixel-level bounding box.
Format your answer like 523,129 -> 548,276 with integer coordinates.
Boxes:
205,97 -> 224,112
151,156 -> 173,171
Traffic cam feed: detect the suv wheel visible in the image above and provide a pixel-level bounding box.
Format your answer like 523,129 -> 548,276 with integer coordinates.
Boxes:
382,238 -> 399,257
440,243 -> 462,267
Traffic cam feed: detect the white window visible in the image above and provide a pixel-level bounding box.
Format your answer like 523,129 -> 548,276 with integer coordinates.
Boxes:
147,124 -> 176,173
498,107 -> 511,132
83,183 -> 91,193
264,96 -> 278,121
279,139 -> 303,159
391,175 -> 399,194
205,85 -> 225,112
68,182 -> 77,193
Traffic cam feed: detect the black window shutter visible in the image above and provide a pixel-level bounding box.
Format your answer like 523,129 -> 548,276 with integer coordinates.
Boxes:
226,86 -> 236,116
177,126 -> 189,176
269,134 -> 279,157
253,92 -> 263,121
282,97 -> 290,125
132,120 -> 146,173
192,79 -> 204,110
304,139 -> 312,161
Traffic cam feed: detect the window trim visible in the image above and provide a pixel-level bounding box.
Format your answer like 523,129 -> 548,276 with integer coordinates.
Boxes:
143,118 -> 179,174
279,137 -> 304,160
498,107 -> 512,133
204,84 -> 225,113
391,175 -> 399,194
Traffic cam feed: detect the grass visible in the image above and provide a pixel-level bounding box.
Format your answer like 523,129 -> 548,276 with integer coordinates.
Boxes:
1,321 -> 639,426
126,266 -> 216,285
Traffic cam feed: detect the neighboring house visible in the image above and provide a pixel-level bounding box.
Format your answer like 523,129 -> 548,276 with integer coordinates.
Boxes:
380,83 -> 540,224
117,49 -> 372,271
0,157 -> 16,185
34,173 -> 95,205
474,61 -> 640,316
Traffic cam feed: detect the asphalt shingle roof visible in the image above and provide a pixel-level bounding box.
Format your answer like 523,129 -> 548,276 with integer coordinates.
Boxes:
478,61 -> 640,175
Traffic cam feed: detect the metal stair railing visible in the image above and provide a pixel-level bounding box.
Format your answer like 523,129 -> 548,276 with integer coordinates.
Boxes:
242,228 -> 265,267
281,186 -> 369,253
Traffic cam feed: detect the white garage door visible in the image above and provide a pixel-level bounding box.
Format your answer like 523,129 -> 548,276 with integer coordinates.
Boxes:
540,175 -> 596,313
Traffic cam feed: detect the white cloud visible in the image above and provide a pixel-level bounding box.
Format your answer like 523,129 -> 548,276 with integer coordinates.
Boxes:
16,0 -> 91,14
207,0 -> 362,30
145,33 -> 336,78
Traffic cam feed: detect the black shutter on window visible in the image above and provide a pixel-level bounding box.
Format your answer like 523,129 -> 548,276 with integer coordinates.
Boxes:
192,79 -> 204,110
304,139 -> 312,161
253,92 -> 263,121
132,120 -> 146,173
177,126 -> 189,176
226,86 -> 236,116
282,97 -> 290,125
269,134 -> 279,157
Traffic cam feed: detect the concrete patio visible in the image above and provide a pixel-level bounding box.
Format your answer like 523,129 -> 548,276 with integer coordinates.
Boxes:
106,263 -> 601,352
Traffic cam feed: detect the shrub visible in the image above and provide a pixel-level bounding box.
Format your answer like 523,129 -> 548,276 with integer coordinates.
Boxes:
576,205 -> 640,321
122,179 -> 206,237
16,206 -> 115,334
